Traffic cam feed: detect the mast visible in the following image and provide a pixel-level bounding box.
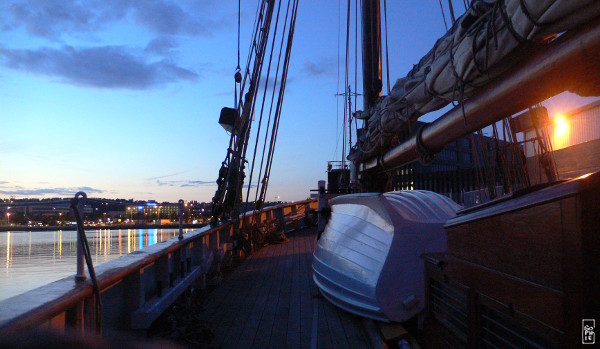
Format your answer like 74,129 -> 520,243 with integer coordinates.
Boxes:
361,0 -> 382,110
357,0 -> 386,192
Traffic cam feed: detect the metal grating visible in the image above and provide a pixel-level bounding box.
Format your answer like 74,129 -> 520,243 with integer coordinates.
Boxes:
429,279 -> 469,347
479,305 -> 549,349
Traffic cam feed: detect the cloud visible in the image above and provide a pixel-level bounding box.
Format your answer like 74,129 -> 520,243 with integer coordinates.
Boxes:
153,179 -> 215,187
5,0 -> 103,40
2,45 -> 198,89
145,170 -> 190,181
145,37 -> 178,55
156,179 -> 176,187
0,181 -> 8,185
0,186 -> 104,196
303,57 -> 337,77
132,1 -> 211,37
180,180 -> 215,187
3,0 -> 219,40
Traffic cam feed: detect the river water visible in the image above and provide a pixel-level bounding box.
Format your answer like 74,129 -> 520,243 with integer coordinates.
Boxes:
0,228 -> 193,302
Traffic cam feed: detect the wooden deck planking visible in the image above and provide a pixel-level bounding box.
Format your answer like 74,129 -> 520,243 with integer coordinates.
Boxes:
299,227 -> 316,349
225,236 -> 286,348
321,297 -> 351,349
197,227 -> 372,349
285,228 -> 302,349
267,235 -> 294,349
232,238 -> 282,348
252,235 -> 291,348
335,304 -> 371,349
215,240 -> 280,347
211,242 -> 277,347
201,246 -> 266,324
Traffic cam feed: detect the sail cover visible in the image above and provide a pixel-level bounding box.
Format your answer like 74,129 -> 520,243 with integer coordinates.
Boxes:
350,0 -> 600,162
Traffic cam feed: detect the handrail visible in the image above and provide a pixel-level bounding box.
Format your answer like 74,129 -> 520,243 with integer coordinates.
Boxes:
0,199 -> 317,334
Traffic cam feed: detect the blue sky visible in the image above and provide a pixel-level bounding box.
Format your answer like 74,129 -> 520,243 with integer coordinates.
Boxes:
0,1 -> 596,202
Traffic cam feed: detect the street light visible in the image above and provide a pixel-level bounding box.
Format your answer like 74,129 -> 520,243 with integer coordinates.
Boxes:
6,212 -> 10,226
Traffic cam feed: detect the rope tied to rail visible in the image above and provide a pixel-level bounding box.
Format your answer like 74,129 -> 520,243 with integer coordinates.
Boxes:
70,191 -> 102,334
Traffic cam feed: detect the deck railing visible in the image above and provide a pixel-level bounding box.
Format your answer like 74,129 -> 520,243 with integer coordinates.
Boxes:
0,199 -> 317,335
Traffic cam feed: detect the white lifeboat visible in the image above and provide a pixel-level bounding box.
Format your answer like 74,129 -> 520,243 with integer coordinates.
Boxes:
312,190 -> 461,322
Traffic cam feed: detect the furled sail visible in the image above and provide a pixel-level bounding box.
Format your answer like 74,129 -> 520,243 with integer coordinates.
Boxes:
350,0 -> 600,163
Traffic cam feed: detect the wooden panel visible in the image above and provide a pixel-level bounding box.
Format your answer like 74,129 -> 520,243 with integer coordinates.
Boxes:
581,183 -> 600,322
445,255 -> 563,331
477,294 -> 561,347
554,139 -> 600,179
49,312 -> 65,333
447,201 -> 563,290
560,196 -> 583,346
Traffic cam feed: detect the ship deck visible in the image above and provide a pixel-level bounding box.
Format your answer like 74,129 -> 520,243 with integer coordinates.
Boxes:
196,226 -> 373,349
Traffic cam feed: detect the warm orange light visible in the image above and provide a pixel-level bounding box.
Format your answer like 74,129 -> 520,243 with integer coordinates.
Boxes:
553,114 -> 569,149
554,115 -> 567,135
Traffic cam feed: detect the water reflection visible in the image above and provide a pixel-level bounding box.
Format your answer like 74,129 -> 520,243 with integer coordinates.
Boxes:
5,232 -> 10,270
0,228 -> 191,301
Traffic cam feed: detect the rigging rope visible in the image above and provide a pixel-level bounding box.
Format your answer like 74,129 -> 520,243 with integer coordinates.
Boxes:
342,0 -> 351,171
438,0 -> 449,31
211,0 -> 275,221
243,0 -> 285,220
383,0 -> 390,94
256,0 -> 300,212
335,0 -> 341,161
354,0 -> 358,119
447,0 -> 456,24
237,0 -> 241,71
251,0 -> 293,216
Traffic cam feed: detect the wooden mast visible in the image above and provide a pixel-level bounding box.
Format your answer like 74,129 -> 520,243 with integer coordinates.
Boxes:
361,0 -> 382,111
358,0 -> 387,192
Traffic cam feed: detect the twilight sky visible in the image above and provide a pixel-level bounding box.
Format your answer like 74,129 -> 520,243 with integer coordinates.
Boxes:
0,0 -> 596,202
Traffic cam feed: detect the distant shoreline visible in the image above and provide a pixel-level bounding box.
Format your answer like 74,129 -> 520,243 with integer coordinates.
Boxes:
0,223 -> 207,233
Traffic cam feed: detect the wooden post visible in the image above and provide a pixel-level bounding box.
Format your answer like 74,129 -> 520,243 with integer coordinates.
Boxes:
317,180 -> 327,233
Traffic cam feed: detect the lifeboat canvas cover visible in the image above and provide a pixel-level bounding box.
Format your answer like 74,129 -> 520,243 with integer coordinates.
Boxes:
350,0 -> 600,162
312,191 -> 461,322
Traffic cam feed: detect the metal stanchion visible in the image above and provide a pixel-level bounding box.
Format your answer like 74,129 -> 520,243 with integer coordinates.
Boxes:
72,192 -> 87,281
178,199 -> 184,241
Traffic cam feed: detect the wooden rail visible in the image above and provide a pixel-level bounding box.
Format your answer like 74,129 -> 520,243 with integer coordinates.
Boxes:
0,199 -> 317,335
